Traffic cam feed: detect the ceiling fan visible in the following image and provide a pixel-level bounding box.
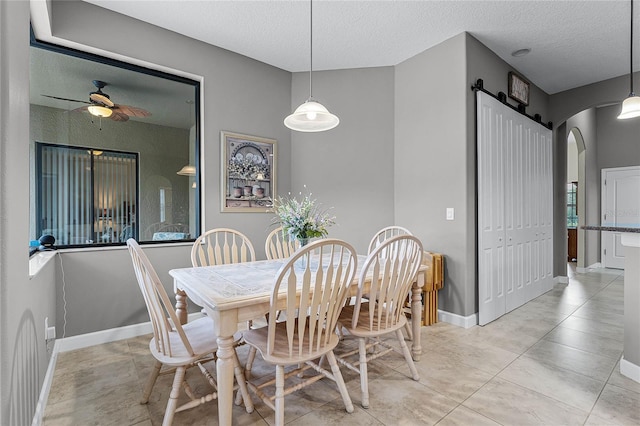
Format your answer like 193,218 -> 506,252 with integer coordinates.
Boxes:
42,80 -> 151,122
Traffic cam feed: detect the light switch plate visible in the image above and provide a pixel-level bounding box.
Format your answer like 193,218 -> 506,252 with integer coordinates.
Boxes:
446,208 -> 455,221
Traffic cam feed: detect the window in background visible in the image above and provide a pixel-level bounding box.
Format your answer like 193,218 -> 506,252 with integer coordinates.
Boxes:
30,36 -> 200,246
567,182 -> 578,228
36,143 -> 138,246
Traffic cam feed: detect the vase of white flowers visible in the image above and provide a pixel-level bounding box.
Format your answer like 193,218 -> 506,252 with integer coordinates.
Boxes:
271,191 -> 336,248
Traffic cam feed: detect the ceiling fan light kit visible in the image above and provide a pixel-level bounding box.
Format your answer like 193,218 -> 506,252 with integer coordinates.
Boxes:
88,104 -> 113,118
284,0 -> 339,132
618,0 -> 640,119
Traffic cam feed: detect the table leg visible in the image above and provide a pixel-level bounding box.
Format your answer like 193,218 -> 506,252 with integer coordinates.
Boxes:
411,283 -> 422,361
175,289 -> 188,325
216,334 -> 236,426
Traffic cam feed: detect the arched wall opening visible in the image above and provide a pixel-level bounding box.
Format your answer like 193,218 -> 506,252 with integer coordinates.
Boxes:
568,127 -> 587,269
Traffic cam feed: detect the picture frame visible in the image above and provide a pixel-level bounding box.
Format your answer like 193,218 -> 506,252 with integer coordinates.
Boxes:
508,71 -> 530,106
221,131 -> 276,213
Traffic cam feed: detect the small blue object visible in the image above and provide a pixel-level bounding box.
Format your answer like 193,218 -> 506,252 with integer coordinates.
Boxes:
29,240 -> 40,247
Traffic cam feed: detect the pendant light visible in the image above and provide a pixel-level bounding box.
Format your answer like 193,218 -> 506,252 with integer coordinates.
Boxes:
284,0 -> 339,132
176,165 -> 196,176
618,0 -> 640,119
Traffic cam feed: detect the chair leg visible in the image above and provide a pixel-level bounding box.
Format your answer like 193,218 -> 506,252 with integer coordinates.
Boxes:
233,352 -> 254,413
163,365 -> 186,426
235,347 -> 257,406
395,329 -> 420,381
326,350 -> 354,413
358,338 -> 370,408
403,320 -> 413,341
245,346 -> 257,379
275,365 -> 285,426
141,360 -> 162,404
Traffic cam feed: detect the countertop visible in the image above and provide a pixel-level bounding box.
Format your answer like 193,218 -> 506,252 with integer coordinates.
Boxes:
582,225 -> 640,233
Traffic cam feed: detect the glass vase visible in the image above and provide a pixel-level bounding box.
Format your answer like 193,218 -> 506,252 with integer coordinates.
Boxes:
296,237 -> 310,269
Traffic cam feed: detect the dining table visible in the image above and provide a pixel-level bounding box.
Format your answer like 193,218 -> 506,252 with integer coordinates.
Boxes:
170,255 -> 428,426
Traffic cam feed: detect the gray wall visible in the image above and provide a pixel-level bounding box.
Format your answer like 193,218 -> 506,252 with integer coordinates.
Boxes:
395,34 -> 471,316
290,67 -> 396,253
55,245 -> 194,336
596,104 -> 640,169
0,1 -> 53,425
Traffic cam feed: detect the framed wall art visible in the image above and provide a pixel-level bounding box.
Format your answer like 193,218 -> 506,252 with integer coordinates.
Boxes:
508,71 -> 530,106
221,131 -> 276,212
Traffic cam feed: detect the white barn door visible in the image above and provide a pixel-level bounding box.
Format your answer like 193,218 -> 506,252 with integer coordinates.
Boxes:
477,94 -> 506,324
477,92 -> 553,325
601,166 -> 640,269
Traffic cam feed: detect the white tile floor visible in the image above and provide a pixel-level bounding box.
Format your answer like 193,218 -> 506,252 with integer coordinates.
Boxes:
43,265 -> 640,425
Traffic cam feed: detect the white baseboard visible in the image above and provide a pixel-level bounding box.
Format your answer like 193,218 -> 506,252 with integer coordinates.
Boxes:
57,312 -> 202,353
31,340 -> 61,426
32,312 -> 204,425
555,276 -> 569,284
438,310 -> 478,329
621,357 -> 640,384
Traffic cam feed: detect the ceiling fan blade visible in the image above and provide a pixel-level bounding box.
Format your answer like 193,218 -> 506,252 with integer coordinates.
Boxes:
42,94 -> 91,104
71,105 -> 90,113
89,92 -> 114,107
110,111 -> 129,122
112,104 -> 151,118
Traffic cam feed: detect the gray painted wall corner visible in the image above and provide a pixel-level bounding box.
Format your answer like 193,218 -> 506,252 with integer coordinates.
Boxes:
1,1 -> 53,424
395,33 -> 471,317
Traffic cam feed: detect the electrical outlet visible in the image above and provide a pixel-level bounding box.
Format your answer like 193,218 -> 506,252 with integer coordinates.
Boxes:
45,317 -> 56,341
446,208 -> 455,221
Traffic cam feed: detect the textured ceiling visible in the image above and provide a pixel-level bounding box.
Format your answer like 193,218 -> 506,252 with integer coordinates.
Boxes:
82,0 -> 640,95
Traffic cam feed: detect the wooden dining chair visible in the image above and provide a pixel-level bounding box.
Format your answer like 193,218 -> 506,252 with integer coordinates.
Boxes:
366,225 -> 414,337
126,239 -> 253,425
264,226 -> 299,260
367,225 -> 413,254
191,228 -> 256,267
335,235 -> 423,409
241,239 -> 357,426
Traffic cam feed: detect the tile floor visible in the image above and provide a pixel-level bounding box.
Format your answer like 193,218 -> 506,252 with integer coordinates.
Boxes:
43,265 -> 640,425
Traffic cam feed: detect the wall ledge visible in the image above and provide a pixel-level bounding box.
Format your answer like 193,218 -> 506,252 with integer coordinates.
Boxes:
29,251 -> 57,278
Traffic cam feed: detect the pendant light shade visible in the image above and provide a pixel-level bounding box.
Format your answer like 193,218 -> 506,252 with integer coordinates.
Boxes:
284,0 -> 339,132
618,94 -> 640,119
284,100 -> 339,132
177,165 -> 196,176
618,0 -> 640,119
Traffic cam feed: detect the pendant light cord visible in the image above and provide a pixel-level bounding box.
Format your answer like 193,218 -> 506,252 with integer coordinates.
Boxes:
630,0 -> 635,94
309,0 -> 313,99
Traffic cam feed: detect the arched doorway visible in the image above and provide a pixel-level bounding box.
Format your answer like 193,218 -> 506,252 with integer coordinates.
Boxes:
568,127 -> 586,269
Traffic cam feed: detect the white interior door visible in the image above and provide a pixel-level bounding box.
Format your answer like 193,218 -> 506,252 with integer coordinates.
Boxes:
478,94 -> 506,325
601,166 -> 640,269
478,92 -> 553,325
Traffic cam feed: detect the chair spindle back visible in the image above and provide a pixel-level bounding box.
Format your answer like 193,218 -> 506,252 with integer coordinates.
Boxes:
267,239 -> 357,358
